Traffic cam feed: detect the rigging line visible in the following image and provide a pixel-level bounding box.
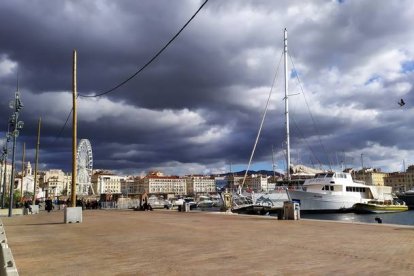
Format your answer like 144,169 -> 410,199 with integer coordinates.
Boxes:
240,51 -> 284,192
290,115 -> 323,168
79,0 -> 209,98
288,51 -> 332,170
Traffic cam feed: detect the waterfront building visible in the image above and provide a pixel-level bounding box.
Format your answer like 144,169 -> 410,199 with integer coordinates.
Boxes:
245,174 -> 268,192
384,165 -> 414,193
91,170 -> 125,195
139,171 -> 186,196
353,168 -> 388,186
120,176 -> 139,196
186,175 -> 216,195
42,169 -> 71,198
227,175 -> 244,191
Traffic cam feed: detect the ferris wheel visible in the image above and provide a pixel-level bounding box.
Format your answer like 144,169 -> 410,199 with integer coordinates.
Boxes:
77,139 -> 93,194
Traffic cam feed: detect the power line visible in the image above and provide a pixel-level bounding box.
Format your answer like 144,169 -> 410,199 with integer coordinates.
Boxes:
54,107 -> 73,143
79,0 -> 209,98
54,0 -> 209,141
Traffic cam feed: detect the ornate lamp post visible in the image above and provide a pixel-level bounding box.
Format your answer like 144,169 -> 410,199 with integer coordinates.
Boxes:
8,89 -> 24,217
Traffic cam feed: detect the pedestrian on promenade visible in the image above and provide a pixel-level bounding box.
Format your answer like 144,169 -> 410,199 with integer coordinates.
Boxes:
24,200 -> 33,214
45,198 -> 53,213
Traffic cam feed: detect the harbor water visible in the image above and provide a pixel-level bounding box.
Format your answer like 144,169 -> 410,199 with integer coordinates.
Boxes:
301,210 -> 414,226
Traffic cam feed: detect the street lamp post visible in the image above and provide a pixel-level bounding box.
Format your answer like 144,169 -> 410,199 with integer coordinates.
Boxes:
8,89 -> 24,217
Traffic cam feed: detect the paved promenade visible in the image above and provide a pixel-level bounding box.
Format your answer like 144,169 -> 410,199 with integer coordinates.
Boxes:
2,209 -> 414,275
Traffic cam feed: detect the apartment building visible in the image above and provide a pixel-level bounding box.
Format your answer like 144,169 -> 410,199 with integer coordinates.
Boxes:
139,171 -> 186,195
384,165 -> 414,192
245,174 -> 268,192
186,175 -> 216,194
353,168 -> 388,186
91,171 -> 125,195
42,169 -> 71,197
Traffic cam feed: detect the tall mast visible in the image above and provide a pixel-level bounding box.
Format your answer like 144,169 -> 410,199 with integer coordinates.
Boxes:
284,28 -> 291,180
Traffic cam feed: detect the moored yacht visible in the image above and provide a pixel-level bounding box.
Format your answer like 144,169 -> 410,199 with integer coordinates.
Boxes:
287,172 -> 392,212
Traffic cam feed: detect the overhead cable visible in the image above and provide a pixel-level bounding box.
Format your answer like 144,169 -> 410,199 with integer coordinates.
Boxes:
79,0 -> 209,98
54,0 -> 209,141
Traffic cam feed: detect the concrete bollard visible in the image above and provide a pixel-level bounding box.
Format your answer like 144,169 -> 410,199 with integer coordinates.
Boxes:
0,247 -> 19,276
0,231 -> 7,246
64,207 -> 83,223
30,205 -> 40,214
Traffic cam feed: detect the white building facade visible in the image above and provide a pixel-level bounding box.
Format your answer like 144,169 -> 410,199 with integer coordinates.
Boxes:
137,172 -> 186,195
245,174 -> 268,192
42,169 -> 71,197
92,172 -> 125,195
186,175 -> 216,194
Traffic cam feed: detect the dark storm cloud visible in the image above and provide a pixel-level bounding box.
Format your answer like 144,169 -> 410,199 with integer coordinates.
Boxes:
1,0 -> 414,175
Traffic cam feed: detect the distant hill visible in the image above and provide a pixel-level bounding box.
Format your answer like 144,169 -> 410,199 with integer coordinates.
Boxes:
215,170 -> 283,177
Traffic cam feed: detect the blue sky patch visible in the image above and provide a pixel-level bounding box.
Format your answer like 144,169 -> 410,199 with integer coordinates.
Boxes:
401,60 -> 414,72
365,75 -> 381,85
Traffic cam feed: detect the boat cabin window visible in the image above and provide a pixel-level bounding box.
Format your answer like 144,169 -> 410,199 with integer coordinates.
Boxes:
334,173 -> 346,179
322,185 -> 334,191
315,172 -> 334,179
346,187 -> 366,192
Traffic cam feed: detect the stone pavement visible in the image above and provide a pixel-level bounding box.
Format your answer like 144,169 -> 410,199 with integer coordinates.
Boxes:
2,209 -> 414,275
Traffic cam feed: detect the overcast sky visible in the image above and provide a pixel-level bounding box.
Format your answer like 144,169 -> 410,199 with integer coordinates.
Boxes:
1,0 -> 414,176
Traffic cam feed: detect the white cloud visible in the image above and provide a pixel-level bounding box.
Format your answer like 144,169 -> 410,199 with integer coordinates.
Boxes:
0,55 -> 17,77
187,126 -> 231,144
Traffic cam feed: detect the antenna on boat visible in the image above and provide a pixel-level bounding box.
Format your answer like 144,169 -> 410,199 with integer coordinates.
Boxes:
284,28 -> 291,181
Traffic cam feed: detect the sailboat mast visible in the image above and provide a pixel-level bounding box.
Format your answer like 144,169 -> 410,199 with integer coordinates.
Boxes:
284,28 -> 291,180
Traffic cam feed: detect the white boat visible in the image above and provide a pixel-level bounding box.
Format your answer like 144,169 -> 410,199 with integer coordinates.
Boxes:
251,189 -> 288,209
251,166 -> 320,209
147,195 -> 172,209
287,172 -> 393,212
197,195 -> 214,208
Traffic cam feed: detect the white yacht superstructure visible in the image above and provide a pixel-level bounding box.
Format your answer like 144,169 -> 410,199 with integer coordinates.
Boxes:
287,172 -> 392,212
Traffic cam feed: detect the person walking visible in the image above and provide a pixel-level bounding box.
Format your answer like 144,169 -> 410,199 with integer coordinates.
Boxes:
45,197 -> 53,213
24,199 -> 33,214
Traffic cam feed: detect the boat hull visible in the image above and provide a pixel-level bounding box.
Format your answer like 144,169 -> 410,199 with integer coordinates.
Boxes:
231,204 -> 282,215
251,191 -> 289,208
288,190 -> 368,212
353,203 -> 409,214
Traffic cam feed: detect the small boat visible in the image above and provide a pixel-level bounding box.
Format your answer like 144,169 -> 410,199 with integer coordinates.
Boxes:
197,195 -> 214,208
147,195 -> 172,209
353,200 -> 408,214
